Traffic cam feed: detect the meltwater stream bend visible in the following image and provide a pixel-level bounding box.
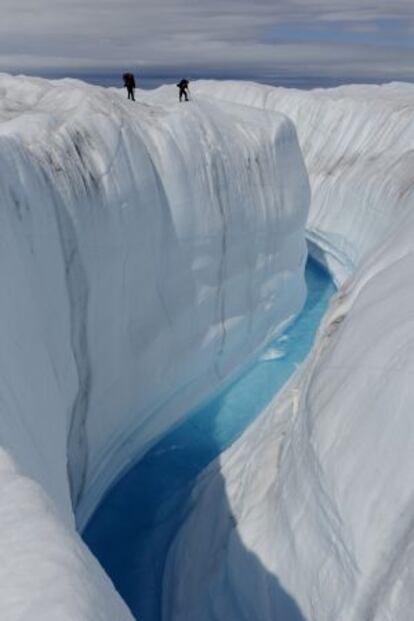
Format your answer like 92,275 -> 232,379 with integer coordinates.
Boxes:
83,258 -> 334,620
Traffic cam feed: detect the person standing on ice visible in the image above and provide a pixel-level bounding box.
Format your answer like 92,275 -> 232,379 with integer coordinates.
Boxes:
177,79 -> 190,102
123,73 -> 136,101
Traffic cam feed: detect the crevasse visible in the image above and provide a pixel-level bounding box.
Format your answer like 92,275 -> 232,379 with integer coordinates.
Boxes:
161,81 -> 414,621
83,258 -> 334,621
4,75 -> 411,621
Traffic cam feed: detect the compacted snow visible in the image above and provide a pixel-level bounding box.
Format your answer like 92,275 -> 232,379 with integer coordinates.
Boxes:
0,74 -> 308,619
161,82 -> 414,621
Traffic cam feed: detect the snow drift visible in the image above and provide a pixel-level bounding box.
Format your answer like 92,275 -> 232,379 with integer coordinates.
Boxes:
0,74 -> 308,619
163,82 -> 414,621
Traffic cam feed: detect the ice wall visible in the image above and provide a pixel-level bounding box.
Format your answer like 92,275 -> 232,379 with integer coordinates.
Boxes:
163,83 -> 414,620
0,74 -> 309,618
192,80 -> 414,284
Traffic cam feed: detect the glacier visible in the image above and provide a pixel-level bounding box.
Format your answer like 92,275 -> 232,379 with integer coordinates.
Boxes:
161,81 -> 414,621
0,74 -> 309,619
2,72 -> 414,621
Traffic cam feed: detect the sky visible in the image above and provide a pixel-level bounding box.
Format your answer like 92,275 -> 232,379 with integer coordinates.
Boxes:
2,0 -> 414,84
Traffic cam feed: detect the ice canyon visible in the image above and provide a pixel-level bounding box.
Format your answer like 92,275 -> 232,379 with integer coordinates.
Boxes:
0,74 -> 413,621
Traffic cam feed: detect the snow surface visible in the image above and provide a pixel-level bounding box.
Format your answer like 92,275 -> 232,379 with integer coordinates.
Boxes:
0,74 -> 308,618
162,82 -> 414,620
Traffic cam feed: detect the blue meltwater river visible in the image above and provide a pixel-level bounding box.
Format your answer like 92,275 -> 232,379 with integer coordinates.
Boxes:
83,258 -> 334,620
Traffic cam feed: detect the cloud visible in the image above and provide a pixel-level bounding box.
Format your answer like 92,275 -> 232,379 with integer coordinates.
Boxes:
1,0 -> 414,80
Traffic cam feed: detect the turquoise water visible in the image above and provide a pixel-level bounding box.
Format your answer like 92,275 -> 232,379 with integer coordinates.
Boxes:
83,258 -> 334,620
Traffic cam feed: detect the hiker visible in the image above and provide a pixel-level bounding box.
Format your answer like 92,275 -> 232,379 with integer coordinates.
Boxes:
177,79 -> 190,102
123,73 -> 136,101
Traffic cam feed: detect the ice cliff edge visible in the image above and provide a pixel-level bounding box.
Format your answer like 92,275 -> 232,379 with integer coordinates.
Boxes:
193,80 -> 414,285
0,74 -> 308,619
